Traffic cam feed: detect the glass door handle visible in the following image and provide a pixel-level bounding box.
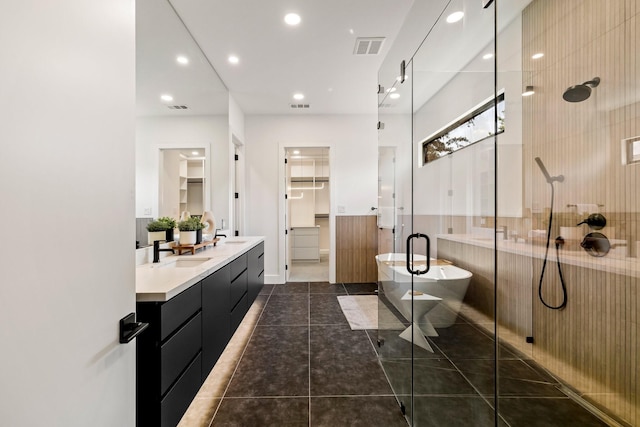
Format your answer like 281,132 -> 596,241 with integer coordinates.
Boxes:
406,233 -> 430,275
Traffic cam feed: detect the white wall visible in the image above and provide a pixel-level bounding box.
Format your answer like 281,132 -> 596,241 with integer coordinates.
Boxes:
0,1 -> 136,425
245,114 -> 378,283
136,115 -> 229,224
229,94 -> 245,143
159,150 -> 181,218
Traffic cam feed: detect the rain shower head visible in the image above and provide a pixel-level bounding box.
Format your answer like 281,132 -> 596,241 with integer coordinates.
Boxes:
535,157 -> 564,184
562,77 -> 600,102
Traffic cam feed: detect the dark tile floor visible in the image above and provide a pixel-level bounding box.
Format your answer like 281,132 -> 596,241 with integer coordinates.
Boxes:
209,282 -> 609,427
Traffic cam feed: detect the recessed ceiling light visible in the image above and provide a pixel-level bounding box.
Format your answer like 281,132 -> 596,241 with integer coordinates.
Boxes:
284,13 -> 301,26
482,53 -> 494,60
293,93 -> 305,100
532,52 -> 544,59
228,55 -> 239,64
160,94 -> 173,102
389,93 -> 400,99
446,11 -> 464,23
176,56 -> 189,65
349,28 -> 354,34
192,151 -> 199,155
293,150 -> 300,154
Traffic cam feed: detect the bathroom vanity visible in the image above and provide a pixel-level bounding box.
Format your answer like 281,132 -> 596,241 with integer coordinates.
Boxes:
135,237 -> 264,427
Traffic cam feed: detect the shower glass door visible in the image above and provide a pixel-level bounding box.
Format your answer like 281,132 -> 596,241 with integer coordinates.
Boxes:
379,1 -> 639,426
410,1 -> 498,425
377,1 -> 498,425
376,56 -> 416,421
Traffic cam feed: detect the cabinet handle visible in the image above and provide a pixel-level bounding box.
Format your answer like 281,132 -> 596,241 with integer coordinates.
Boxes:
405,233 -> 430,276
119,312 -> 149,344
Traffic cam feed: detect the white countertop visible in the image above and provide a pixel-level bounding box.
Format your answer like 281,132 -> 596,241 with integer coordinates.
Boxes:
136,236 -> 264,302
437,234 -> 639,278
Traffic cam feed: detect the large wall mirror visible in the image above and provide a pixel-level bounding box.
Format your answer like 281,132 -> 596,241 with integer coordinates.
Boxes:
135,0 -> 230,246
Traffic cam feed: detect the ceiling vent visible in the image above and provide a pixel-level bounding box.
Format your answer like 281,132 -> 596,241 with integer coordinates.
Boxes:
168,105 -> 188,110
354,37 -> 385,55
290,104 -> 310,109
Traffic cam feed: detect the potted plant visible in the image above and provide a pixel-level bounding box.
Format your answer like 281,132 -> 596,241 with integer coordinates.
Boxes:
177,218 -> 199,245
158,216 -> 177,242
146,219 -> 170,245
188,216 -> 206,244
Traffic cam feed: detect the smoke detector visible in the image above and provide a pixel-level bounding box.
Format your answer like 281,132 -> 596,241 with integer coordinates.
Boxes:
353,37 -> 385,55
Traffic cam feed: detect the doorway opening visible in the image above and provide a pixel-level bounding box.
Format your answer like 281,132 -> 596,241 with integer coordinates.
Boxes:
285,147 -> 330,282
158,148 -> 206,220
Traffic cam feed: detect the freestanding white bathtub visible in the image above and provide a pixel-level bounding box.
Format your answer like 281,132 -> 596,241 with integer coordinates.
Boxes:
375,253 -> 472,329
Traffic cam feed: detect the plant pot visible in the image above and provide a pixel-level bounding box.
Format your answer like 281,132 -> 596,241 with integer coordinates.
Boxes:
180,231 -> 197,245
165,228 -> 175,242
147,231 -> 166,245
196,229 -> 202,244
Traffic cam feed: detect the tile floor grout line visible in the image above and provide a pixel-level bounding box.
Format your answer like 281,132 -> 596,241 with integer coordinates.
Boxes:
207,284 -> 275,427
308,283 -> 312,427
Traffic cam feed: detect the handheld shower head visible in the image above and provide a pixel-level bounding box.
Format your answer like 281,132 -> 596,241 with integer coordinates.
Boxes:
535,157 -> 564,184
563,77 -> 600,102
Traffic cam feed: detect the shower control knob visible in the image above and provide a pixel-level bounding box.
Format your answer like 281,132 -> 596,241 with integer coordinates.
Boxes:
577,213 -> 606,230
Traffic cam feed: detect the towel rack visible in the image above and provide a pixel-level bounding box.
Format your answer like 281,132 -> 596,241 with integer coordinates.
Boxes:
567,204 -> 604,208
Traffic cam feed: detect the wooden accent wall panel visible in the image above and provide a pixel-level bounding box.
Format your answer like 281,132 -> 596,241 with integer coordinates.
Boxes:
336,216 -> 378,283
519,1 -> 640,424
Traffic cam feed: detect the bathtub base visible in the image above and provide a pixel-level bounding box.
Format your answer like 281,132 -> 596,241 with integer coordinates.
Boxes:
400,323 -> 436,352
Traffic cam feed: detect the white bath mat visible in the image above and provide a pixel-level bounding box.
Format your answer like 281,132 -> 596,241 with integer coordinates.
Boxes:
337,295 -> 404,330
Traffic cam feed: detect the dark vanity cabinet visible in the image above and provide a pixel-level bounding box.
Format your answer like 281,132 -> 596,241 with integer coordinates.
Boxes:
247,242 -> 265,305
136,283 -> 203,427
201,265 -> 230,381
136,242 -> 264,427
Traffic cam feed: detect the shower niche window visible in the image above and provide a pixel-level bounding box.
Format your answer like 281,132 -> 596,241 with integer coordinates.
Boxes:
622,135 -> 640,165
422,93 -> 505,164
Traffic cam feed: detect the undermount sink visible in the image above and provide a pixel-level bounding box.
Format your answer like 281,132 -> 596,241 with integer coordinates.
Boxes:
155,258 -> 213,268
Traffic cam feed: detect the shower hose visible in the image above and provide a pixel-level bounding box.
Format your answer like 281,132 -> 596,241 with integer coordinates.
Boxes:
538,183 -> 568,310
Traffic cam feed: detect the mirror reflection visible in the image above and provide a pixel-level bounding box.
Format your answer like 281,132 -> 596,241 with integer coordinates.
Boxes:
159,149 -> 205,219
135,0 -> 230,247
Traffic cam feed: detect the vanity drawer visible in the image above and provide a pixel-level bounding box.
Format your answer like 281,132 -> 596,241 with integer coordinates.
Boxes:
230,293 -> 248,334
230,254 -> 247,281
160,311 -> 202,395
248,242 -> 264,263
160,353 -> 202,427
230,270 -> 248,308
159,282 -> 201,341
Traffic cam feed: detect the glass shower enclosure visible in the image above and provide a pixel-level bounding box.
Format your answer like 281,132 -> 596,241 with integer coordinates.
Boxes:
376,0 -> 638,426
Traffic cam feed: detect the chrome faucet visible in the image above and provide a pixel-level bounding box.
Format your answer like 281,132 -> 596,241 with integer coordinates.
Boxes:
153,240 -> 174,263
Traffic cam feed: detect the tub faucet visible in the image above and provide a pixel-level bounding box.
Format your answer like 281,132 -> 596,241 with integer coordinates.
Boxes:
500,226 -> 508,240
153,240 -> 174,263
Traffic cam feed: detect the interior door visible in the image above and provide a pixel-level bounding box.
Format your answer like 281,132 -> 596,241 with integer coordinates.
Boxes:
233,145 -> 243,236
285,150 -> 292,282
